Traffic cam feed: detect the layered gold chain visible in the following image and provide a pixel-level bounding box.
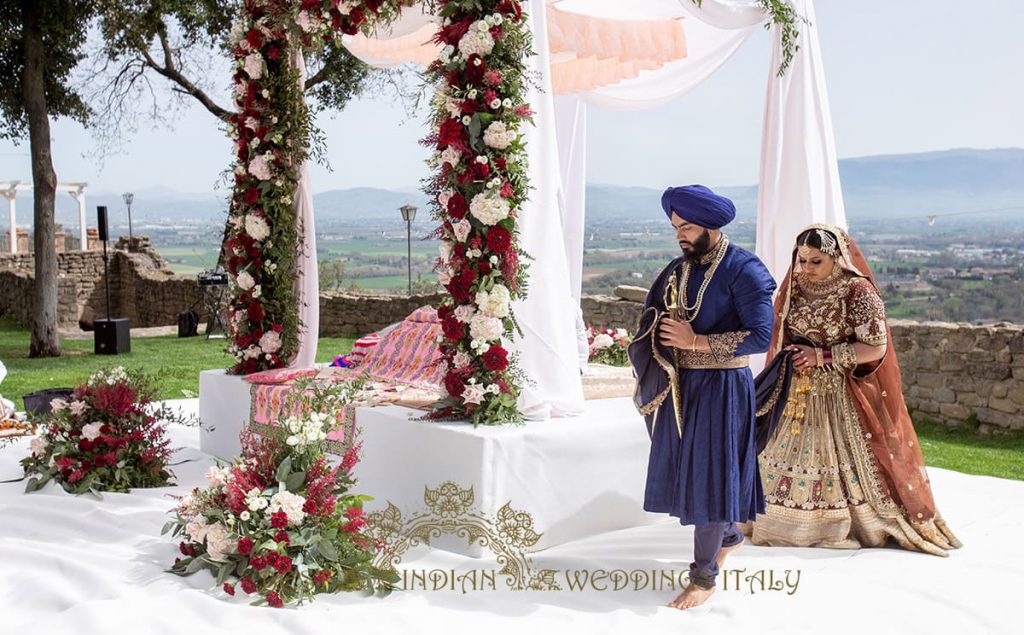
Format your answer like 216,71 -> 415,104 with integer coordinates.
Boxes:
676,235 -> 730,322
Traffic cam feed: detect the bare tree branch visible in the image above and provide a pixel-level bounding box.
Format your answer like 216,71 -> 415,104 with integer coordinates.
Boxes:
136,23 -> 230,121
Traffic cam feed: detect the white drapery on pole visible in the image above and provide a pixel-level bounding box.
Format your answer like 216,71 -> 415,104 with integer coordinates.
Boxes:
288,50 -> 320,370
553,94 -> 588,302
755,0 -> 846,278
507,4 -> 585,419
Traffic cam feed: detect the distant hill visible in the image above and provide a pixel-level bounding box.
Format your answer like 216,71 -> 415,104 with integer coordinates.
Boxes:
34,148 -> 1024,227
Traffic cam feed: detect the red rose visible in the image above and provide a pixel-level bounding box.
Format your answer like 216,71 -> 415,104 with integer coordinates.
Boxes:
439,18 -> 471,46
302,499 -> 318,515
495,156 -> 507,171
266,591 -> 284,608
270,511 -> 288,529
237,536 -> 254,555
460,99 -> 479,116
482,344 -> 509,371
442,316 -> 465,341
243,188 -> 260,205
240,577 -> 257,594
313,570 -> 332,585
77,438 -> 93,453
447,193 -> 468,219
274,531 -> 290,545
223,582 -> 236,596
438,118 -> 466,149
455,170 -> 474,186
245,28 -> 263,50
473,162 -> 490,180
444,373 -> 465,398
464,54 -> 487,85
250,555 -> 267,570
478,261 -> 492,276
437,304 -> 452,320
447,267 -> 477,304
498,0 -> 523,21
247,302 -> 265,323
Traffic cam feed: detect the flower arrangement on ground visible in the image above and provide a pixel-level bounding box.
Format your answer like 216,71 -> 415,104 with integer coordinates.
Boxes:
587,326 -> 632,367
21,367 -> 186,495
164,379 -> 397,607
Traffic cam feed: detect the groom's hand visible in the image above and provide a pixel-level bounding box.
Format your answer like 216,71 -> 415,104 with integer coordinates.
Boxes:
659,317 -> 696,349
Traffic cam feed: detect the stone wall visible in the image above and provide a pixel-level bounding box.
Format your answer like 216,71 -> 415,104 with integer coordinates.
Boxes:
319,291 -> 445,337
891,320 -> 1024,431
0,237 -> 206,330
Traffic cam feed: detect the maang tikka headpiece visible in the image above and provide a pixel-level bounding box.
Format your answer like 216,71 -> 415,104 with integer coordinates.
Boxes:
798,228 -> 838,258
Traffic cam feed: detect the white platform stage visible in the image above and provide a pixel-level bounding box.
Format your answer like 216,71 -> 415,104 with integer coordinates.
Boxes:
199,368 -> 662,555
0,404 -> 1018,634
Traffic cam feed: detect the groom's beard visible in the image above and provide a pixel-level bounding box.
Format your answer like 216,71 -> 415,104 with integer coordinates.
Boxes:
681,229 -> 712,263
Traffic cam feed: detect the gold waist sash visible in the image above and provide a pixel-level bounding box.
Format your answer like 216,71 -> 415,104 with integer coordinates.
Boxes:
676,351 -> 750,370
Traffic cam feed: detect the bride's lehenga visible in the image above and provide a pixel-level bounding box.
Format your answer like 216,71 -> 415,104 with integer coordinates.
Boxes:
750,265 -> 961,556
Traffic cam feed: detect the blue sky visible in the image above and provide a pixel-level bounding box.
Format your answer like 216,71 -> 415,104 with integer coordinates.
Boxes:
1,0 -> 1021,194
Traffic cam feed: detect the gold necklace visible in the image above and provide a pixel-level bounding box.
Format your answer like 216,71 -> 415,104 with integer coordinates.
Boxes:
677,235 -> 729,322
795,262 -> 843,297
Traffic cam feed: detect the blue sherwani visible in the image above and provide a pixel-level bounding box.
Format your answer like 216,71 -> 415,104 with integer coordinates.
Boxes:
629,242 -> 776,526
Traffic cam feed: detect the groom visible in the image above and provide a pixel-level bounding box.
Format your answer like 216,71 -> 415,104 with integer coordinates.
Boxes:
628,185 -> 775,610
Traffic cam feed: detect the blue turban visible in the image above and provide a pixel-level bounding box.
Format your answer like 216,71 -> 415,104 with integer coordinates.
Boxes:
660,184 -> 736,229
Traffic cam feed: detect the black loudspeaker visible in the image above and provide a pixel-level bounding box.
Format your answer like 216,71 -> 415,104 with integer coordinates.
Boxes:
95,317 -> 131,355
177,309 -> 199,337
97,205 -> 109,241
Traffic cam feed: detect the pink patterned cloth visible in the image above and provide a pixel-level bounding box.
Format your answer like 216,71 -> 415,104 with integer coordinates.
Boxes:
246,307 -> 443,454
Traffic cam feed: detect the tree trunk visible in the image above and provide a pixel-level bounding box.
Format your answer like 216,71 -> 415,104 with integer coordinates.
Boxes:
22,0 -> 61,358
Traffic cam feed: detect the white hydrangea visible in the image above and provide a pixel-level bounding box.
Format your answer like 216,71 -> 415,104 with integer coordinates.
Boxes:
483,121 -> 516,150
458,22 -> 495,57
592,333 -> 614,350
469,314 -> 504,342
469,192 -> 511,226
244,214 -> 270,241
267,490 -> 308,527
248,153 -> 273,181
475,285 -> 511,318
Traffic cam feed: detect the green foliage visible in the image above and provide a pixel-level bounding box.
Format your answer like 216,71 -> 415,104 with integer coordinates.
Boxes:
0,0 -> 94,140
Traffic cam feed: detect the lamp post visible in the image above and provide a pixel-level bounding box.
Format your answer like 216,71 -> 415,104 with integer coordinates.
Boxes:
399,204 -> 417,295
122,192 -> 134,248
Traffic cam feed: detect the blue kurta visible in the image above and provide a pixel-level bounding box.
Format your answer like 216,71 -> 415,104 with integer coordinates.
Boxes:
628,242 -> 776,526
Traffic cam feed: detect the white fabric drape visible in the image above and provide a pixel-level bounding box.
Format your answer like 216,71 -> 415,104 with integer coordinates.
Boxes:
508,4 -> 586,419
288,50 -> 320,370
553,94 -> 587,302
755,0 -> 847,278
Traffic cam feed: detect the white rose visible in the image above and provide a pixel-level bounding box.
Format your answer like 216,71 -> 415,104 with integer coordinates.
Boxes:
205,466 -> 230,488
454,304 -> 476,324
30,436 -> 48,456
81,422 -> 104,441
463,383 -> 486,405
185,516 -> 211,544
204,522 -> 237,561
452,219 -> 472,243
469,314 -> 504,342
438,190 -> 454,209
243,52 -> 264,80
441,146 -> 461,168
454,351 -> 473,368
236,271 -> 255,291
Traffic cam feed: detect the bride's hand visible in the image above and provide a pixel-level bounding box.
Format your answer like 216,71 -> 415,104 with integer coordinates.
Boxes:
788,344 -> 817,370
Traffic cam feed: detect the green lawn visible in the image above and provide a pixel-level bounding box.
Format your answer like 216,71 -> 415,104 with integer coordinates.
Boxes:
913,417 -> 1024,481
2,322 -> 1021,481
0,321 -> 354,406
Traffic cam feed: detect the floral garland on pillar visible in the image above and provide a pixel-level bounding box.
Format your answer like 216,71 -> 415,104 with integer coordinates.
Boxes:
424,0 -> 531,424
223,0 -> 414,375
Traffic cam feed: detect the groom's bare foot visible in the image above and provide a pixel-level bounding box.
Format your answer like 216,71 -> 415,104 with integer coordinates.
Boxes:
668,583 -> 716,610
716,542 -> 742,568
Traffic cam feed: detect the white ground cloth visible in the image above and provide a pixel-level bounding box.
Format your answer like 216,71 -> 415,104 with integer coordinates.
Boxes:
0,398 -> 1019,633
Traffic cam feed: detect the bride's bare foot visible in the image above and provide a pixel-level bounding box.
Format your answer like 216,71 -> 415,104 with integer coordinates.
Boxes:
716,542 -> 742,568
668,583 -> 716,610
